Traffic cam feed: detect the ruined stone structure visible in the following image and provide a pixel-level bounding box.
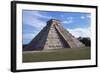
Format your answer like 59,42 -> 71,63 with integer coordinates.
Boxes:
24,19 -> 85,51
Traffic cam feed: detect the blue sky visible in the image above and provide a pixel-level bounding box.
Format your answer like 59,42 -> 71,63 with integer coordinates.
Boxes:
22,10 -> 91,44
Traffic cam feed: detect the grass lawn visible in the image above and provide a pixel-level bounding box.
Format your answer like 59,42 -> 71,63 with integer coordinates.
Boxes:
23,47 -> 91,63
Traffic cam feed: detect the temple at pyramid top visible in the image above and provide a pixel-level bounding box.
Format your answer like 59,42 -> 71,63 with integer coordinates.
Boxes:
24,19 -> 85,51
47,19 -> 61,26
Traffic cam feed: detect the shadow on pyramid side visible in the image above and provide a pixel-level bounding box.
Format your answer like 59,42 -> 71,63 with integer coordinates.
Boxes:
23,19 -> 85,51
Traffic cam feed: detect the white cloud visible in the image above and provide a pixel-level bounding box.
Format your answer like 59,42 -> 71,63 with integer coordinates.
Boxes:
23,33 -> 35,44
81,16 -> 85,19
23,30 -> 40,43
62,20 -> 72,24
67,27 -> 90,38
80,15 -> 91,19
32,11 -> 53,19
87,15 -> 91,18
62,17 -> 73,24
23,33 -> 35,39
23,29 -> 39,39
61,15 -> 64,17
29,17 -> 46,29
67,17 -> 73,20
23,11 -> 48,30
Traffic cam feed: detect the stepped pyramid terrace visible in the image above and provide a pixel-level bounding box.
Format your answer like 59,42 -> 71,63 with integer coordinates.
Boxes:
24,19 -> 85,51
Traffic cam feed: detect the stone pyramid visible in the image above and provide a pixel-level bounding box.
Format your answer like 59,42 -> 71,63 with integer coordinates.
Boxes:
24,19 -> 85,51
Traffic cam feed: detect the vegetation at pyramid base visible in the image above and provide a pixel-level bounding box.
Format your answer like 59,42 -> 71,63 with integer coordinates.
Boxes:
77,37 -> 91,47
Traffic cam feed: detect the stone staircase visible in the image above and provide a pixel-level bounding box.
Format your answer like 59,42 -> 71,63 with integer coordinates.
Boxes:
55,25 -> 84,48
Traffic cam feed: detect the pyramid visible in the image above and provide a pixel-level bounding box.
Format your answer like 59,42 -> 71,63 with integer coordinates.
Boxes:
24,19 -> 85,51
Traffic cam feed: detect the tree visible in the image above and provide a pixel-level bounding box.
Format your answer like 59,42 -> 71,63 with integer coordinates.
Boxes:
78,37 -> 91,47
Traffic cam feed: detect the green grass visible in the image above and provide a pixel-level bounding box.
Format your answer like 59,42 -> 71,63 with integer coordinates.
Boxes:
23,47 -> 91,63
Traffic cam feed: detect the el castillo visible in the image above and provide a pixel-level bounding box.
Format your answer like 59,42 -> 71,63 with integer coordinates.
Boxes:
23,19 -> 91,62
